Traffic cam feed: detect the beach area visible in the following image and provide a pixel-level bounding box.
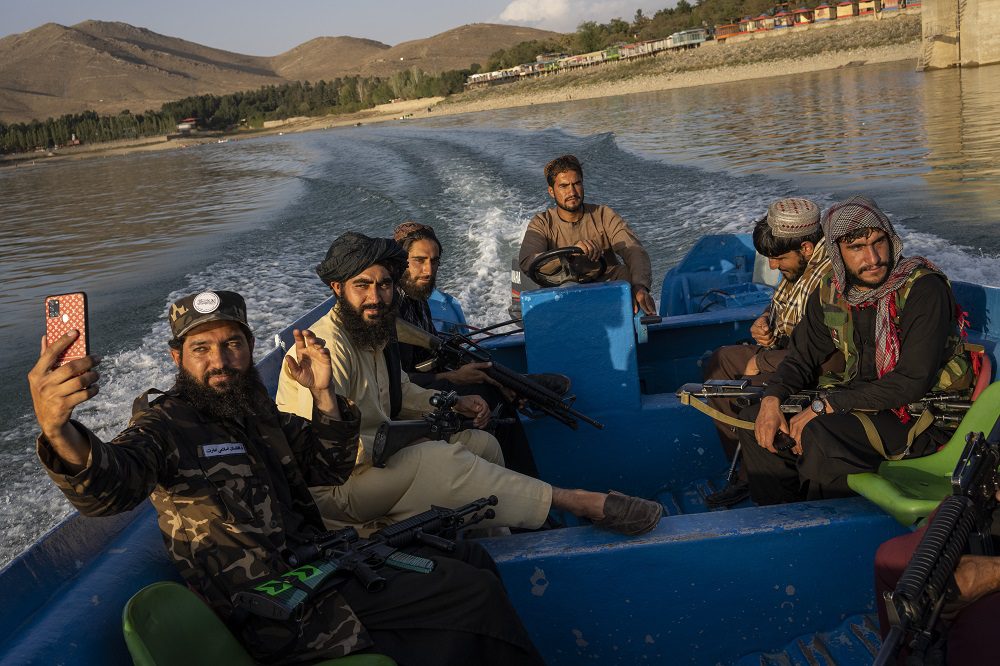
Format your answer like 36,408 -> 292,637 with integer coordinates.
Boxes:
1,14 -> 921,166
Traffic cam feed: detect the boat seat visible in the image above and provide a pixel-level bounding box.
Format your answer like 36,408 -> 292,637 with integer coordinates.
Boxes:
846,380 -> 1000,527
122,581 -> 396,666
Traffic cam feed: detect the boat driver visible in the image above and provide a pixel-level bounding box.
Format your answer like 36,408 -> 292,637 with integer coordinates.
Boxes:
276,230 -> 663,536
737,195 -> 974,504
27,290 -> 544,665
518,154 -> 657,315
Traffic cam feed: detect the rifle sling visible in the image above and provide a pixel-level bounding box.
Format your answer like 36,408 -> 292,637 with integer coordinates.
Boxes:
677,391 -> 756,431
852,409 -> 936,461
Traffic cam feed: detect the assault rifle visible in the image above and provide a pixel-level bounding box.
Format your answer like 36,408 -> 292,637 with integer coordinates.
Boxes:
874,414 -> 1000,666
677,380 -> 972,420
397,319 -> 603,431
372,390 -> 514,468
676,379 -> 824,414
233,496 -> 499,621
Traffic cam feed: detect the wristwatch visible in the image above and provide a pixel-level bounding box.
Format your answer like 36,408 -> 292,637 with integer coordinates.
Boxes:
810,395 -> 827,415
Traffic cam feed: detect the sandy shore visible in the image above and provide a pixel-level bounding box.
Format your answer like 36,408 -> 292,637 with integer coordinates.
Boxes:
2,16 -> 920,166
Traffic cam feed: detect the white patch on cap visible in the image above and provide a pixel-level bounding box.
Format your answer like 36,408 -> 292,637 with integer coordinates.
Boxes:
192,291 -> 221,314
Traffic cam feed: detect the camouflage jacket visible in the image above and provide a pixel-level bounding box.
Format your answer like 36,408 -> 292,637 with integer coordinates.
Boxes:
37,386 -> 372,661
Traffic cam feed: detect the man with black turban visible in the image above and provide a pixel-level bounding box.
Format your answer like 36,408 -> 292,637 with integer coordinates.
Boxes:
737,196 -> 975,505
276,231 -> 663,536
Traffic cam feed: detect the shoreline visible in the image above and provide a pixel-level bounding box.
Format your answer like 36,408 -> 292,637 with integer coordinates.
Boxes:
2,39 -> 919,167
439,42 -> 918,117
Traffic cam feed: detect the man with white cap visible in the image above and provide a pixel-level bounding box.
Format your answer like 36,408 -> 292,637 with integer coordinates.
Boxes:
701,197 -> 834,507
738,195 -> 974,505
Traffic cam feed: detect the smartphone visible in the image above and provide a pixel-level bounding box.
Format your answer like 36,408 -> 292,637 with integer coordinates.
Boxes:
45,292 -> 90,366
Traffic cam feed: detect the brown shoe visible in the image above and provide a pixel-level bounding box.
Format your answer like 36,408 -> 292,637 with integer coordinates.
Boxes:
594,491 -> 663,536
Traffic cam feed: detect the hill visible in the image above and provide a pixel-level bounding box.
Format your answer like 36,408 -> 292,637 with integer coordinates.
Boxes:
0,21 -> 284,122
360,24 -> 562,77
0,21 -> 563,123
272,36 -> 391,81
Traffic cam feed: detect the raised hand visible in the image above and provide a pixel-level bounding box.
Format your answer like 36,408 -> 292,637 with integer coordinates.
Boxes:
286,329 -> 341,418
27,331 -> 99,470
286,329 -> 332,391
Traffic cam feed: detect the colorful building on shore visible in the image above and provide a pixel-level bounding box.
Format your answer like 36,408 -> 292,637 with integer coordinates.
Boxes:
774,10 -> 795,26
715,23 -> 742,41
837,1 -> 860,18
858,0 -> 880,14
793,7 -> 816,24
814,4 -> 838,20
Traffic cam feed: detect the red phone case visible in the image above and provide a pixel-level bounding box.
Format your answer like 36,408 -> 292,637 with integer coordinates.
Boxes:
45,292 -> 89,366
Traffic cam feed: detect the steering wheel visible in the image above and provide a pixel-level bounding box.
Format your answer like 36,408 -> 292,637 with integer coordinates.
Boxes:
526,247 -> 608,288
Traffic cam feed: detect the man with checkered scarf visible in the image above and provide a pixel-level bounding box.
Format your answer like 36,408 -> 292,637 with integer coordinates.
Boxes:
737,195 -> 974,505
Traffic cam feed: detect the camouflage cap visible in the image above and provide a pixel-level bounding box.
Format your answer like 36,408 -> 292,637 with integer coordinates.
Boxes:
168,290 -> 249,340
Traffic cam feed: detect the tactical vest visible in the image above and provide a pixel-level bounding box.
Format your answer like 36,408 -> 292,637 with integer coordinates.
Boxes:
817,268 -> 973,392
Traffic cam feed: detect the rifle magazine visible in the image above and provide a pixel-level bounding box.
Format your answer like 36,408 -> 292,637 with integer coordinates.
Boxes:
385,551 -> 435,574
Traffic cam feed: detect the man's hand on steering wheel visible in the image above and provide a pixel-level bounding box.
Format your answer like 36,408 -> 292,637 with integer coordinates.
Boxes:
526,246 -> 608,287
574,239 -> 602,262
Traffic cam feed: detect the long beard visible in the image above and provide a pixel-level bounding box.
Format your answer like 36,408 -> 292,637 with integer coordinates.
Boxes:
337,297 -> 398,350
175,365 -> 264,421
400,271 -> 435,300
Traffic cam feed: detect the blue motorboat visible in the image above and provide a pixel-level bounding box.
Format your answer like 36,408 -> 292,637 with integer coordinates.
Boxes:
2,233 -> 997,665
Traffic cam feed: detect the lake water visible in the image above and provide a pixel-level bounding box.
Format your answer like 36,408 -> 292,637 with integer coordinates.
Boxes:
1,59 -> 998,565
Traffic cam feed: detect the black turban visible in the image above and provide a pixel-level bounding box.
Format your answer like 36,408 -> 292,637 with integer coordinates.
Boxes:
316,231 -> 408,285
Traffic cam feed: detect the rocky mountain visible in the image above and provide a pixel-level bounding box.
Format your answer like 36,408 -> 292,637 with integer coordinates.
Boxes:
0,20 -> 560,123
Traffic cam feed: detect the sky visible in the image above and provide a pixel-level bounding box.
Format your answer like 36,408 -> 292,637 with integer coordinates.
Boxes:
2,0 -> 654,56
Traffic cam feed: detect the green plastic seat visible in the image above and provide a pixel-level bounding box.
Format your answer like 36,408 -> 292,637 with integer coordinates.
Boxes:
123,581 -> 396,666
847,380 -> 1000,526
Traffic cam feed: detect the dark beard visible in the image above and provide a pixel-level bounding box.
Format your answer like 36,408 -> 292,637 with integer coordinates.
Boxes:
556,195 -> 583,214
846,254 -> 895,290
400,270 -> 435,300
175,365 -> 265,421
337,297 -> 398,350
782,252 -> 809,284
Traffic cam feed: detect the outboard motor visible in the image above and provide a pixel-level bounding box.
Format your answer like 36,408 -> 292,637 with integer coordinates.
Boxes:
508,256 -> 542,321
